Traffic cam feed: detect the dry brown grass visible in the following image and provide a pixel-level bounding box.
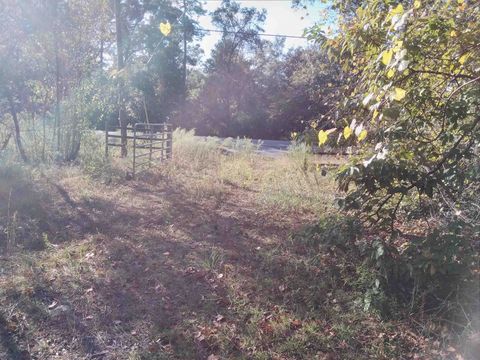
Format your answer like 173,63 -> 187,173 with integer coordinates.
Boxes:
0,137 -> 459,359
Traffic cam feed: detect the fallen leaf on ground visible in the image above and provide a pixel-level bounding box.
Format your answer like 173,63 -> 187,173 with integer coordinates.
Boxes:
290,319 -> 303,330
48,301 -> 58,309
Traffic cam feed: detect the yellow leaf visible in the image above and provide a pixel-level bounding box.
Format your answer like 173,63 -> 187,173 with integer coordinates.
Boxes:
391,4 -> 404,16
393,40 -> 403,53
318,130 -> 328,145
450,30 -> 457,37
457,0 -> 464,4
343,126 -> 352,140
459,53 -> 469,65
357,129 -> 368,142
159,22 -> 172,36
387,69 -> 395,79
382,50 -> 393,66
414,0 -> 421,9
372,110 -> 379,121
394,87 -> 406,101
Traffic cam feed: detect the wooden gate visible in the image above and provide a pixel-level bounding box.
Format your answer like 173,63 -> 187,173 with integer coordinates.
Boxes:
105,123 -> 172,177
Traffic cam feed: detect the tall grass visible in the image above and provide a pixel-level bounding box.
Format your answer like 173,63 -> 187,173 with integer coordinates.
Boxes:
168,129 -> 338,214
78,130 -> 127,181
172,129 -> 221,171
258,143 -> 337,214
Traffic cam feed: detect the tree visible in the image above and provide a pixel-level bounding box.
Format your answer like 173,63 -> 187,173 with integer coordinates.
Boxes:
0,0 -> 112,162
263,45 -> 339,139
178,0 -> 267,137
209,0 -> 266,71
309,0 -> 479,228
114,0 -> 128,157
110,0 -> 205,129
306,0 -> 479,316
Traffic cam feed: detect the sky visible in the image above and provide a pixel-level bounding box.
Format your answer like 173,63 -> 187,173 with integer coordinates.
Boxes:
196,0 -> 325,57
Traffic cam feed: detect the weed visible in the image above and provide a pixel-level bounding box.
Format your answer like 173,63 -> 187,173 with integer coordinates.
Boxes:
202,248 -> 225,272
222,137 -> 261,157
258,147 -> 338,213
78,130 -> 126,181
4,190 -> 18,252
172,129 -> 220,171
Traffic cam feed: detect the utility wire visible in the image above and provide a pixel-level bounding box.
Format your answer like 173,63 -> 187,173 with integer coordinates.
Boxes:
196,27 -> 308,39
201,0 -> 290,1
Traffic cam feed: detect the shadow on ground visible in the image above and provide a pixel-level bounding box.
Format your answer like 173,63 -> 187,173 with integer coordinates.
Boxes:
0,170 -> 423,359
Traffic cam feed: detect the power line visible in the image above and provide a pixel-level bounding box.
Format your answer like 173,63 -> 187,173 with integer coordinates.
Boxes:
196,28 -> 308,39
202,0 -> 292,1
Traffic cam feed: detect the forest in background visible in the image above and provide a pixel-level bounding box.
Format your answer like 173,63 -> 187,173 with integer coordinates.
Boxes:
0,0 -> 333,154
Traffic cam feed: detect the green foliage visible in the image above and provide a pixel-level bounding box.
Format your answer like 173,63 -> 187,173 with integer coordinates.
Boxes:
290,215 -> 361,252
78,131 -> 116,181
310,0 -> 480,229
181,43 -> 338,139
202,247 -> 225,272
303,0 -> 479,318
372,221 -> 477,313
0,163 -> 48,251
0,0 -> 206,163
179,0 -> 337,139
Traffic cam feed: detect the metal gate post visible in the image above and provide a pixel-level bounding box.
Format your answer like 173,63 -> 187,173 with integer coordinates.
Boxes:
105,125 -> 109,157
133,125 -> 137,178
167,124 -> 172,159
149,126 -> 153,164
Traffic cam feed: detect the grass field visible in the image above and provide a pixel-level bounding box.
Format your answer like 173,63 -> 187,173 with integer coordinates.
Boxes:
0,132 -> 470,359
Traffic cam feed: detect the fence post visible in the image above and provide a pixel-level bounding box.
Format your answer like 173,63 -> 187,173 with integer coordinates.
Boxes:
133,125 -> 137,178
167,124 -> 172,159
105,125 -> 109,157
149,125 -> 153,164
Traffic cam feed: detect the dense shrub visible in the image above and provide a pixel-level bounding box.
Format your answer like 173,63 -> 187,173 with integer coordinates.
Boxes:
0,162 -> 48,251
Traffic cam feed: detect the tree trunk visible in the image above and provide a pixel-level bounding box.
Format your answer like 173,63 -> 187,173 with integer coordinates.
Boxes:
1,133 -> 11,151
53,0 -> 62,152
114,0 -> 127,157
8,94 -> 28,163
183,0 -> 188,101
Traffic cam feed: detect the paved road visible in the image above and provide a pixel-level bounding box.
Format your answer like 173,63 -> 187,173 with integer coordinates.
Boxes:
252,139 -> 291,156
203,137 -> 292,157
100,130 -> 292,157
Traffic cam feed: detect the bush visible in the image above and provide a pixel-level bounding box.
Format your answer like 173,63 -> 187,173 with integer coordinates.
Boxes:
291,213 -> 478,332
0,162 -> 48,251
78,130 -> 113,180
372,221 -> 478,320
